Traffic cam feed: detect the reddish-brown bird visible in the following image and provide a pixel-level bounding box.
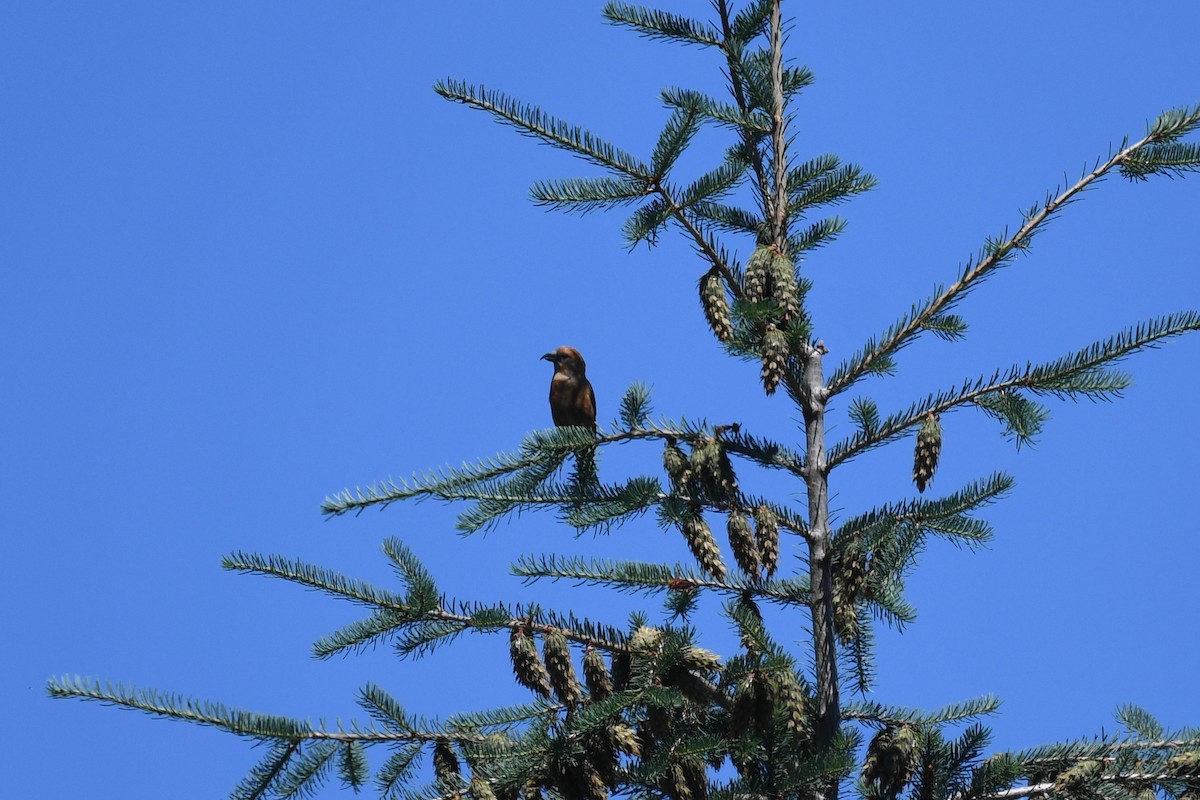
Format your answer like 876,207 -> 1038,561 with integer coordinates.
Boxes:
541,346 -> 596,430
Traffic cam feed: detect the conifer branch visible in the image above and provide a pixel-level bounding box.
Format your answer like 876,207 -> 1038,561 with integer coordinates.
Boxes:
529,176 -> 651,213
844,694 -> 1001,726
511,553 -> 810,605
835,473 -> 1014,547
828,111 -> 1200,396
601,2 -> 723,47
661,87 -> 772,132
222,552 -> 410,610
433,79 -> 650,179
829,312 -> 1200,468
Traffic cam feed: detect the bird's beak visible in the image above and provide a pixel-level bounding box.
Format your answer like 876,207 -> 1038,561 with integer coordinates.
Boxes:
541,352 -> 557,362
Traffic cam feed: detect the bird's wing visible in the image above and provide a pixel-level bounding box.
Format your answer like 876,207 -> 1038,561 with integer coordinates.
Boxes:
583,379 -> 597,430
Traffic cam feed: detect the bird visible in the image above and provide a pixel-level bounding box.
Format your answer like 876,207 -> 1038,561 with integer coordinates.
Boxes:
541,346 -> 596,431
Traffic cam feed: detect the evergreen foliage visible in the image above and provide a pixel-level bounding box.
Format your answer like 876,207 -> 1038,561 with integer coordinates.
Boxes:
50,2 -> 1200,799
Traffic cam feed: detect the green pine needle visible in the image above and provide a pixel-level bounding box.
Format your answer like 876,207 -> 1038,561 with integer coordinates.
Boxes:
618,381 -> 653,429
529,175 -> 651,213
222,551 -> 408,610
844,694 -> 1001,726
47,676 -> 313,739
433,79 -> 649,178
662,86 -> 772,132
652,102 -> 705,177
601,2 -> 723,47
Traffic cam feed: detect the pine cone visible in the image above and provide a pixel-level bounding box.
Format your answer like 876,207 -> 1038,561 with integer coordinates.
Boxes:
628,625 -> 663,654
510,627 -> 552,698
680,645 -> 722,673
578,757 -> 610,800
769,249 -> 803,325
727,511 -> 761,577
608,723 -> 640,757
542,631 -> 581,708
1055,759 -> 1103,791
751,669 -> 777,736
771,668 -> 809,737
582,646 -> 613,701
743,245 -> 774,303
863,725 -> 918,800
433,739 -> 462,787
663,438 -> 693,493
689,436 -> 738,502
699,269 -> 733,342
912,413 -> 942,493
833,542 -> 868,646
471,776 -> 498,800
752,505 -> 780,577
682,510 -> 726,580
728,673 -> 759,738
761,324 -> 788,395
585,729 -> 620,789
1167,751 -> 1200,776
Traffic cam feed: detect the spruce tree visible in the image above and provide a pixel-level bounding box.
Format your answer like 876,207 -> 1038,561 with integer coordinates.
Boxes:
50,2 -> 1200,799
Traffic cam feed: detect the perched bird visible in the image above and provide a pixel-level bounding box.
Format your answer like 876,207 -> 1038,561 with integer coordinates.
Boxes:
541,346 -> 596,430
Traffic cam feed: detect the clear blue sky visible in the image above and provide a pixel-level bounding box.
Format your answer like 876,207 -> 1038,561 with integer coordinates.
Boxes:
4,2 -> 1198,797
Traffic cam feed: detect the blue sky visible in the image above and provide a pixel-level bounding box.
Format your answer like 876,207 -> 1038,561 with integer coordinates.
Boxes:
4,2 -> 1198,797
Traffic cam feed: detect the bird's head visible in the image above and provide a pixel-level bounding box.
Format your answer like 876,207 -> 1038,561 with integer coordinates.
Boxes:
541,346 -> 587,376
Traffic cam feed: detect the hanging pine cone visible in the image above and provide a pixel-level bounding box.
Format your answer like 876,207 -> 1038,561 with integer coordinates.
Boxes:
584,729 -> 620,790
1055,760 -> 1103,791
727,672 -> 759,738
863,725 -> 919,800
743,245 -> 774,303
433,739 -> 462,788
769,249 -> 803,326
689,436 -> 738,501
761,324 -> 788,395
582,646 -> 613,701
629,625 -> 663,654
1168,751 -> 1200,776
470,776 -> 498,800
681,509 -> 726,580
662,438 -> 693,493
510,627 -> 553,698
771,668 -> 809,737
833,541 -> 868,646
726,511 -> 761,577
699,269 -> 733,342
679,645 -> 722,673
752,504 -> 780,577
578,758 -> 609,800
608,723 -> 640,757
542,631 -> 581,708
912,412 -> 942,493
